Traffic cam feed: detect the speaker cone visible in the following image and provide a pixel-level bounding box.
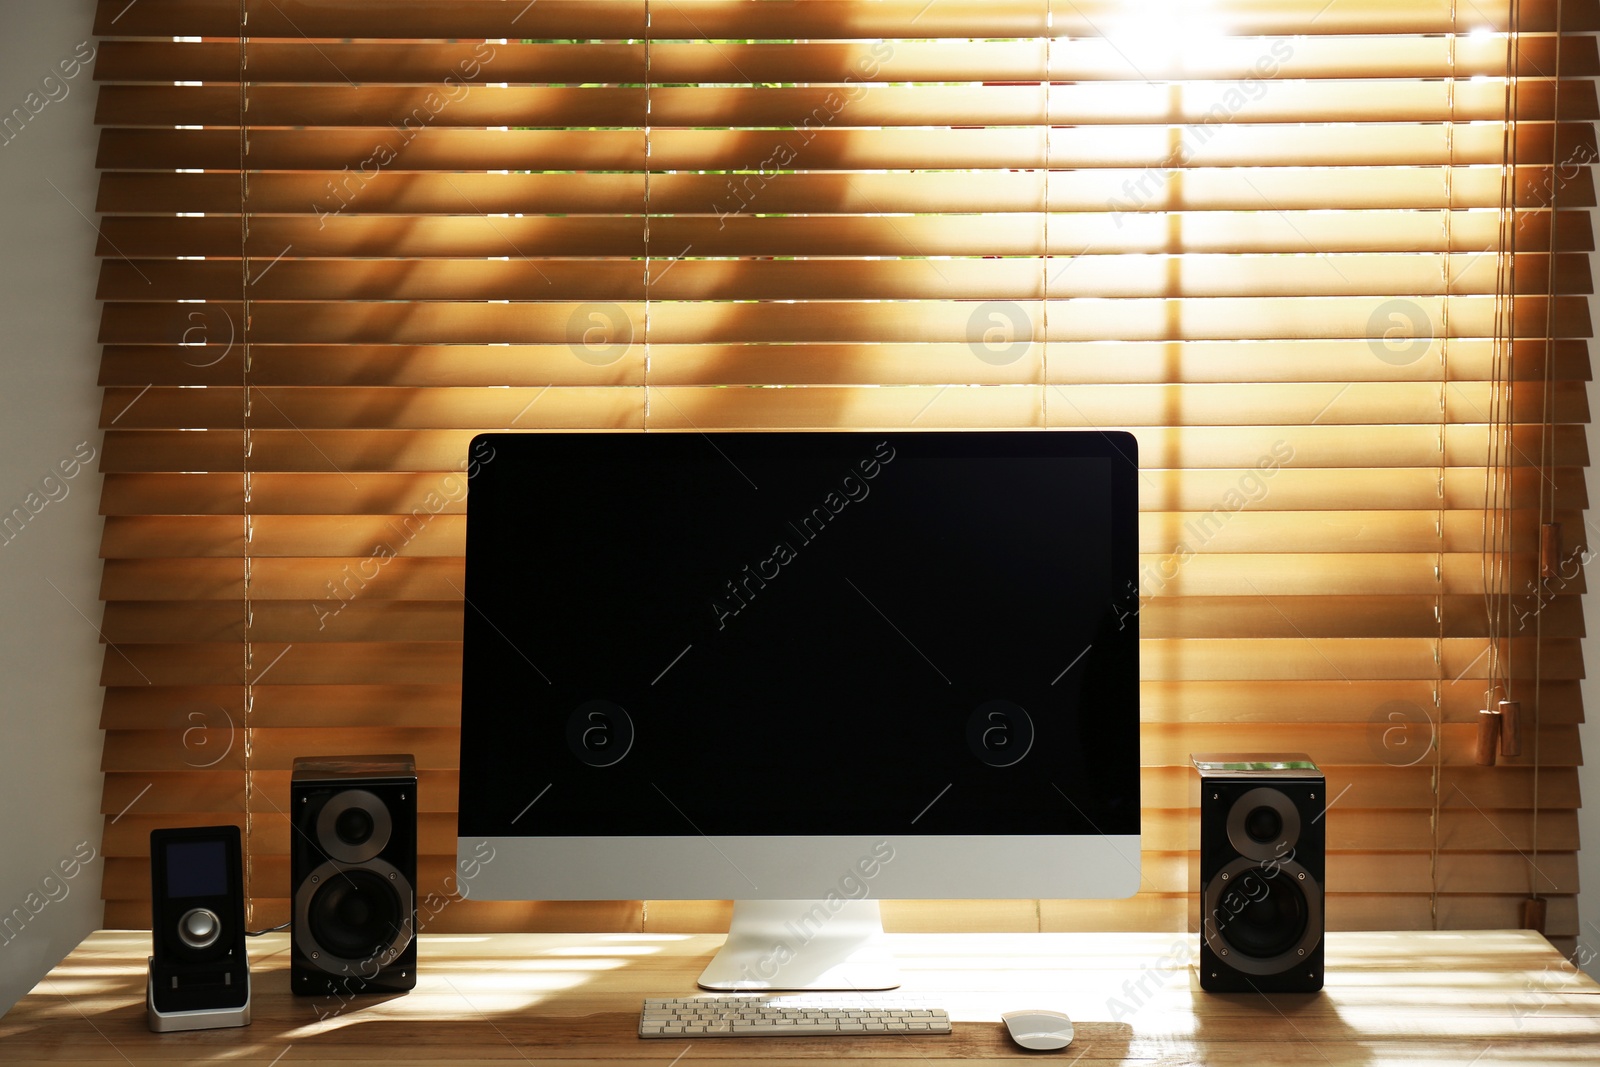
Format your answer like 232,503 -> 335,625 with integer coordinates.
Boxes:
1201,856 -> 1322,976
1243,806 -> 1283,845
310,871 -> 402,959
335,807 -> 375,848
294,858 -> 414,973
1218,868 -> 1308,958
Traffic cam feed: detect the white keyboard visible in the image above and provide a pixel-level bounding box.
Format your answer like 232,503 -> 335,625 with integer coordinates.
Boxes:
639,994 -> 953,1038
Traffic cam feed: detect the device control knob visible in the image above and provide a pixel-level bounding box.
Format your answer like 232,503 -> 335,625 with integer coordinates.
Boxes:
178,907 -> 221,950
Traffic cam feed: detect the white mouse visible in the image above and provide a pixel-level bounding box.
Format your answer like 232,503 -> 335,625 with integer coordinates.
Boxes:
1001,1008 -> 1075,1051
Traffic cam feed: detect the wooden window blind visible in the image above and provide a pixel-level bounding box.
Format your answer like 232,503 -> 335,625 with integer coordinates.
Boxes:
91,0 -> 1596,953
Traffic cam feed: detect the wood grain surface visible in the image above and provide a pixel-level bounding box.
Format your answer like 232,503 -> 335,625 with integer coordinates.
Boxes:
3,929 -> 1597,1064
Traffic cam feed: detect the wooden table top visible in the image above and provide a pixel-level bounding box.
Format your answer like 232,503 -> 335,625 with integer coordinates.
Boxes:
2,929 -> 1598,1064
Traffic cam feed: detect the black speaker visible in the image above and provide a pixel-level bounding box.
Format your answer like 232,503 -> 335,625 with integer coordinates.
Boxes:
148,825 -> 250,1030
291,755 -> 417,996
1191,753 -> 1325,993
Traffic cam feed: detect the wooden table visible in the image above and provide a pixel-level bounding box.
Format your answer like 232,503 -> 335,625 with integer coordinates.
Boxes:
3,930 -> 1598,1064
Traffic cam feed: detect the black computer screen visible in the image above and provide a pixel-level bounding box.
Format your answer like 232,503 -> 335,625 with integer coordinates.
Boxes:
457,431 -> 1140,840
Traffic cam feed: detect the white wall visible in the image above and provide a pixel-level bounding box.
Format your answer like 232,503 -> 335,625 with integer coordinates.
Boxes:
0,0 -> 112,1016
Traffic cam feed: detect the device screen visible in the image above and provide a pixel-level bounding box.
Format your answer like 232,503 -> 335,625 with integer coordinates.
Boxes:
166,840 -> 229,898
459,432 -> 1140,839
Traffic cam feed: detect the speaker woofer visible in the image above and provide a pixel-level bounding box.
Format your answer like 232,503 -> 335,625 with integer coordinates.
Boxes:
295,859 -> 414,974
1201,856 -> 1322,975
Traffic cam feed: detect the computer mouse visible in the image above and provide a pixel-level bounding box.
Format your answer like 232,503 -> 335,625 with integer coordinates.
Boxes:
1001,1008 -> 1075,1051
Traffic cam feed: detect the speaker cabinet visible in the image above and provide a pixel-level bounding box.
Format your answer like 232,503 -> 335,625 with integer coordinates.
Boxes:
148,825 -> 250,1030
291,755 -> 417,996
1191,753 -> 1324,993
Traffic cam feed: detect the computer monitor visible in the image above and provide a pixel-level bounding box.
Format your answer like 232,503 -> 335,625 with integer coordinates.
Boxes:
456,430 -> 1141,990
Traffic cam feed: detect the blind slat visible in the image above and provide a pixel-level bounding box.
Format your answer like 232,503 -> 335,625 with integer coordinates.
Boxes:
94,386 -> 1594,437
94,253 -> 1598,302
93,297 -> 1597,346
92,0 -> 1598,38
92,169 -> 1600,216
98,340 -> 1595,388
93,122 -> 1600,171
92,80 -> 1600,128
92,211 -> 1592,258
87,35 -> 1600,85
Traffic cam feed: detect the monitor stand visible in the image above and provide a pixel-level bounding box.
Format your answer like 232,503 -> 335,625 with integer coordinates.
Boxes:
696,899 -> 901,991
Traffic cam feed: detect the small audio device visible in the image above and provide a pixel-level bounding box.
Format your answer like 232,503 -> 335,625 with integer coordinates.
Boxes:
147,825 -> 251,1032
291,754 -> 418,996
1191,752 -> 1325,993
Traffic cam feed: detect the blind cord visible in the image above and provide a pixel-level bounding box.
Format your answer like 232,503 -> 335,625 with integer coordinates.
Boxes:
1491,0 -> 1523,711
1431,9 -> 1461,933
1042,5 -> 1051,427
642,2 -> 652,428
1531,0 -> 1564,906
237,0 -> 255,929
